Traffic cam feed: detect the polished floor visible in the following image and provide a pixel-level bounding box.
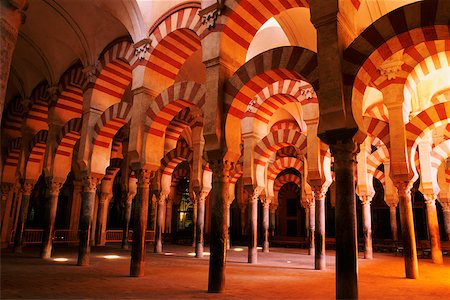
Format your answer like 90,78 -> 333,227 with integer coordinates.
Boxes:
1,243 -> 449,299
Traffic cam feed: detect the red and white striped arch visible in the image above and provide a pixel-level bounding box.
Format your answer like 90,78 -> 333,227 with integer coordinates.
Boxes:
270,120 -> 301,133
363,117 -> 390,148
431,88 -> 450,106
225,46 -> 318,157
165,108 -> 199,153
25,82 -> 49,133
2,138 -> 22,183
276,145 -> 298,158
406,102 -> 450,176
367,145 -> 390,175
91,41 -> 134,108
254,129 -> 306,166
52,118 -> 82,180
343,0 -> 450,121
93,102 -> 132,149
267,157 -> 304,182
25,130 -> 48,180
143,5 -> 205,94
430,140 -> 450,176
145,81 -> 205,165
230,162 -> 243,185
55,64 -> 84,123
364,102 -> 389,122
2,98 -> 24,138
103,167 -> 120,183
220,0 -> 309,66
372,169 -> 386,187
171,166 -> 190,187
274,174 -> 301,199
161,145 -> 192,192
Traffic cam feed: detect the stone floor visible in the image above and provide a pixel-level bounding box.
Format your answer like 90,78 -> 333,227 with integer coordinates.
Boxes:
1,243 -> 449,299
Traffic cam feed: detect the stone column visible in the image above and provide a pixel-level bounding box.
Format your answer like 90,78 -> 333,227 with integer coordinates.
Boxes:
308,199 -> 315,256
41,178 -> 64,258
130,168 -> 152,276
196,191 -> 208,257
360,196 -> 373,259
165,198 -> 173,234
395,181 -> 419,279
150,195 -> 157,230
423,195 -> 443,264
1,184 -> 12,223
13,181 -> 34,253
77,175 -> 102,266
122,174 -> 137,249
239,203 -> 246,235
330,139 -> 359,299
0,0 -> 28,121
261,195 -> 270,253
1,183 -> 14,248
312,186 -> 326,270
248,187 -> 262,264
95,192 -> 111,246
191,190 -> 198,247
69,181 -> 82,230
441,202 -> 450,241
208,159 -> 232,293
154,192 -> 167,253
388,203 -> 398,241
269,203 -> 277,237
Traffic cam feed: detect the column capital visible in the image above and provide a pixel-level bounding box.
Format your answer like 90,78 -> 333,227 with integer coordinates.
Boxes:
158,191 -> 169,205
260,194 -> 271,208
440,201 -> 450,212
46,177 -> 65,196
393,181 -> 412,195
311,185 -> 327,201
82,174 -> 102,193
198,190 -> 209,204
1,182 -> 13,194
423,194 -> 437,206
329,139 -> 359,164
21,181 -> 35,196
134,38 -> 151,60
209,159 -> 234,183
359,194 -> 373,206
198,0 -> 225,30
82,64 -> 99,88
136,168 -> 155,188
250,186 -> 264,203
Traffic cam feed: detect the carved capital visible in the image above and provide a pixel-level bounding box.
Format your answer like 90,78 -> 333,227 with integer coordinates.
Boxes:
250,186 -> 264,203
423,194 -> 436,206
261,195 -> 271,208
47,85 -> 60,107
46,178 -> 64,196
360,195 -> 372,206
199,0 -> 225,30
158,191 -> 169,205
440,201 -> 450,212
134,38 -> 151,60
198,190 -> 209,204
137,168 -> 154,188
269,202 -> 278,213
330,139 -> 358,166
21,181 -> 34,196
393,181 -> 412,196
82,175 -> 102,193
82,64 -> 99,85
210,159 -> 233,183
378,59 -> 404,80
312,185 -> 327,201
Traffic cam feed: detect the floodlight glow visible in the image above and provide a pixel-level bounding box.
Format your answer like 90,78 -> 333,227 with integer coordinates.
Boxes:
188,252 -> 196,256
103,255 -> 121,259
233,248 -> 244,252
53,258 -> 68,262
164,252 -> 174,256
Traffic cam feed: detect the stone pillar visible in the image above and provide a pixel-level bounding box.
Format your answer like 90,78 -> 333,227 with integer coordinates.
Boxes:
165,198 -> 173,234
95,192 -> 111,246
122,173 -> 137,249
130,168 -> 152,277
13,181 -> 34,253
77,175 -> 101,266
191,190 -> 198,247
360,196 -> 373,259
226,201 -> 231,250
208,159 -> 232,293
388,203 -> 398,241
69,181 -> 82,230
41,178 -> 64,258
269,203 -> 277,237
196,191 -> 208,258
1,183 -> 13,247
441,202 -> 450,241
308,199 -> 315,256
423,195 -> 443,264
0,0 -> 28,121
248,187 -> 262,264
239,203 -> 246,235
395,181 -> 419,279
312,186 -> 326,270
330,139 -> 359,299
1,184 -> 12,224
154,192 -> 167,253
261,196 -> 270,253
150,195 -> 157,230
